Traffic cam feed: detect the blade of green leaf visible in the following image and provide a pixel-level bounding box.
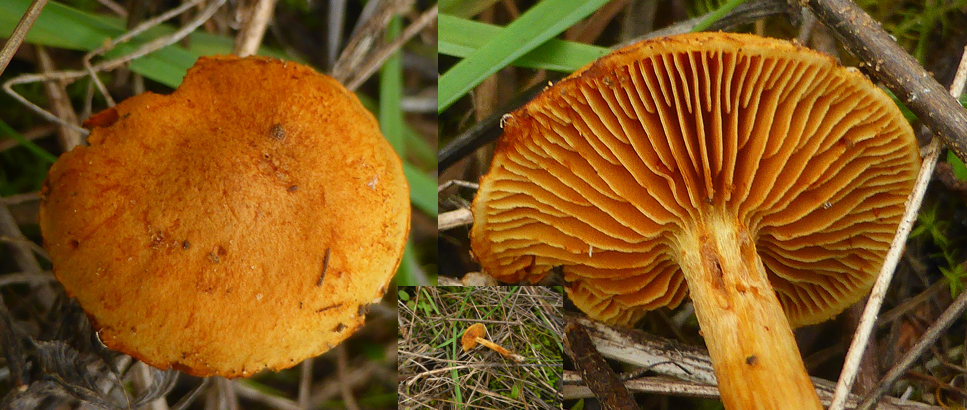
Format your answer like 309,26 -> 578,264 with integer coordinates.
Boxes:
403,163 -> 437,217
691,0 -> 749,32
439,14 -> 608,72
438,0 -> 611,112
0,119 -> 58,163
380,15 -> 404,154
439,0 -> 500,19
394,240 -> 425,286
404,125 -> 435,166
947,151 -> 967,181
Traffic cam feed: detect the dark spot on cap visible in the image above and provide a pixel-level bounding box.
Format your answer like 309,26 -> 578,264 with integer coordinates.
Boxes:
182,240 -> 190,250
68,239 -> 79,250
316,303 -> 342,313
288,185 -> 298,192
334,323 -> 347,332
746,355 -> 758,366
270,124 -> 285,141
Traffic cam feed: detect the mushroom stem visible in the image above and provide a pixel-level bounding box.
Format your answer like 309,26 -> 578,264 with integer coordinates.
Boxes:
678,208 -> 822,410
475,338 -> 525,363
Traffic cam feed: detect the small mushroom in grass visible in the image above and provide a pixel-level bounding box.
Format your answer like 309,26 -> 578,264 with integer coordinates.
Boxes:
461,323 -> 525,364
471,33 -> 920,409
39,56 -> 410,378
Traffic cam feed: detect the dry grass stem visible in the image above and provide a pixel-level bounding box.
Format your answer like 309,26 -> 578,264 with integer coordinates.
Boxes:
233,380 -> 301,410
439,208 -> 472,231
344,4 -> 438,91
35,45 -> 83,151
2,0 -> 226,135
831,41 -> 967,410
338,344 -> 362,410
566,317 -> 943,410
232,0 -> 280,57
0,0 -> 49,76
298,357 -> 312,409
332,0 -> 414,84
398,286 -> 563,410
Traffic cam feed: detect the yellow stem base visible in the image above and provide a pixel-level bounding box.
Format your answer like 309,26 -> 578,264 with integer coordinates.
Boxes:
678,208 -> 822,410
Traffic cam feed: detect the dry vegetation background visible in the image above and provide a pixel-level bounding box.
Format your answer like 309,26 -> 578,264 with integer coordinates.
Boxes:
397,286 -> 564,409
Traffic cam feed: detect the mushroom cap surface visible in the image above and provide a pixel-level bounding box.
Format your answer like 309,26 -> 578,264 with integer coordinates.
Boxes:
39,55 -> 410,378
470,32 -> 920,328
462,323 -> 487,352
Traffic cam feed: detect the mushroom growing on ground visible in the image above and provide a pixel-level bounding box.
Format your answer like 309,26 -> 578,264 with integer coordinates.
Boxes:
39,55 -> 410,378
470,33 -> 920,409
462,323 -> 525,363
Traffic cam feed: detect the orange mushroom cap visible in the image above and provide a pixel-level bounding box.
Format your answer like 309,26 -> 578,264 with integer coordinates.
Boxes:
462,323 -> 488,352
39,56 -> 410,378
471,32 -> 920,329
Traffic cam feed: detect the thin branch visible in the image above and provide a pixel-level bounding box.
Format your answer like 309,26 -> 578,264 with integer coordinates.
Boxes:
563,372 -> 940,410
2,0 -> 226,136
331,0 -> 413,85
800,0 -> 967,166
36,45 -> 83,152
568,316 -> 941,410
857,285 -> 967,410
0,0 -> 49,77
439,208 -> 472,231
344,4 -> 438,91
233,0 -> 280,57
564,320 -> 639,410
337,345 -> 360,410
854,45 -> 967,410
233,380 -> 300,410
298,358 -> 312,410
826,33 -> 967,410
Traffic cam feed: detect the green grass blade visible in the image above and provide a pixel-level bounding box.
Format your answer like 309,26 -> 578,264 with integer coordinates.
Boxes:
394,241 -> 424,286
438,0 -> 611,112
404,124 -> 436,166
439,0 -> 500,19
404,163 -> 437,217
0,119 -> 58,163
379,15 -> 405,154
439,14 -> 608,72
691,0 -> 749,32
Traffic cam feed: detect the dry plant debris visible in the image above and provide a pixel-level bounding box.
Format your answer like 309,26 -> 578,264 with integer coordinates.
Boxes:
398,286 -> 563,410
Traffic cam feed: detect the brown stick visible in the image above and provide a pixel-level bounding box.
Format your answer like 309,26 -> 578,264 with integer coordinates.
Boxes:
799,0 -> 967,164
564,320 -> 640,410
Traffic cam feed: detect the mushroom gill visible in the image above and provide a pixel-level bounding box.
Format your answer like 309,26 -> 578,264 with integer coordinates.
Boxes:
470,32 -> 920,410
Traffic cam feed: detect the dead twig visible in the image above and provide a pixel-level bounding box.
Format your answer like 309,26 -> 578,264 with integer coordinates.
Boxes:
439,208 -> 472,231
825,35 -> 967,410
344,4 -> 437,91
233,0 -> 279,57
0,0 -> 49,77
800,0 -> 967,165
564,320 -> 639,410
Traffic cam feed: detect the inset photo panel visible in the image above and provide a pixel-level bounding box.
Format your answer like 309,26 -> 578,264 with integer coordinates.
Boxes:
398,286 -> 564,409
